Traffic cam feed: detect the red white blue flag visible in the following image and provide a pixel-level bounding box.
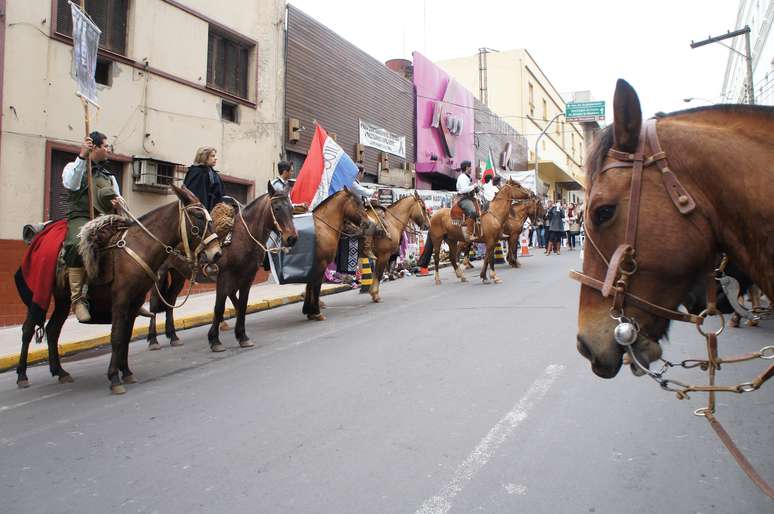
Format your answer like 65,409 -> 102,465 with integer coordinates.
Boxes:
290,124 -> 359,209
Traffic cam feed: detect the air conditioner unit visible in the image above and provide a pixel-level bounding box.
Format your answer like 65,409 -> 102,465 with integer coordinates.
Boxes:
133,159 -> 160,186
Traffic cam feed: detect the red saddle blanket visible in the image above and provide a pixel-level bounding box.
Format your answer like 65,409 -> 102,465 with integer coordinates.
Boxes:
14,219 -> 68,326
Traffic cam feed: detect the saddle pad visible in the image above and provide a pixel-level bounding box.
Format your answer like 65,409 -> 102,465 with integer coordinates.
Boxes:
268,213 -> 316,284
336,236 -> 359,274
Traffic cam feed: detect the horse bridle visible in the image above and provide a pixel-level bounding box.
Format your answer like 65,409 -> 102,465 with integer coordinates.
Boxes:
570,118 -> 701,331
239,195 -> 293,254
383,196 -> 431,235
569,118 -> 774,499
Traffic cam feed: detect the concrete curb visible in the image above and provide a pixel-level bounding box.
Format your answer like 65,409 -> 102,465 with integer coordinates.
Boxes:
0,285 -> 352,373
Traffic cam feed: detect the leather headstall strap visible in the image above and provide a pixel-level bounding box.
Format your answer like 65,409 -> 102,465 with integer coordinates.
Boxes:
644,120 -> 697,215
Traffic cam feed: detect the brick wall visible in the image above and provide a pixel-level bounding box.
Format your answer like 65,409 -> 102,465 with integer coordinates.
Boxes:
0,238 -> 269,327
0,239 -> 29,326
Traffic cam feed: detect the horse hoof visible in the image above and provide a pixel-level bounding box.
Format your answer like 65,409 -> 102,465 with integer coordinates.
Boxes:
307,314 -> 326,321
319,300 -> 327,309
122,374 -> 136,384
435,280 -> 441,286
494,278 -> 503,284
17,379 -> 30,389
460,277 -> 468,283
482,279 -> 490,284
219,321 -> 232,331
148,342 -> 161,351
111,384 -> 126,395
169,339 -> 184,347
58,373 -> 74,384
372,296 -> 381,303
746,319 -> 759,327
239,340 -> 255,348
211,343 -> 226,353
729,318 -> 740,328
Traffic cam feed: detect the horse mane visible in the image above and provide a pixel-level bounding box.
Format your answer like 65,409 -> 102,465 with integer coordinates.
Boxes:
587,104 -> 774,183
313,188 -> 352,211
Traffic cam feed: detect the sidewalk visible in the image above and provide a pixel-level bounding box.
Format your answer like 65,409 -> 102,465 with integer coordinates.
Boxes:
0,281 -> 354,372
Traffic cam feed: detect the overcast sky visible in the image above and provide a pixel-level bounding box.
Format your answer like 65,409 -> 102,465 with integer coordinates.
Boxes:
288,0 -> 740,122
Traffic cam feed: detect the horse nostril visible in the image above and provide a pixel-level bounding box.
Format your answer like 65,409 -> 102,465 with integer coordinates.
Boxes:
212,251 -> 222,263
576,335 -> 592,359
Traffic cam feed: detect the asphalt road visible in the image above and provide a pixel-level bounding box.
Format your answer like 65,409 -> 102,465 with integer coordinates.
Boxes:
0,251 -> 772,514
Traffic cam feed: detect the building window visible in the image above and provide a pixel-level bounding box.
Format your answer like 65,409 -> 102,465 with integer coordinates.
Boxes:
95,59 -> 112,86
528,82 -> 535,116
221,101 -> 239,123
56,0 -> 128,55
542,99 -> 548,121
207,29 -> 251,100
223,179 -> 250,204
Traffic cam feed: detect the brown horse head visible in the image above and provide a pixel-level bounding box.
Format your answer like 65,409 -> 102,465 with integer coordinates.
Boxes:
410,191 -> 431,230
171,184 -> 222,264
500,179 -> 533,202
573,79 -> 774,379
267,181 -> 298,247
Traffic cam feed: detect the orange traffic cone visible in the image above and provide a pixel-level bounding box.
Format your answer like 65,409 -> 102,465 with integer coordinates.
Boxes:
520,234 -> 532,257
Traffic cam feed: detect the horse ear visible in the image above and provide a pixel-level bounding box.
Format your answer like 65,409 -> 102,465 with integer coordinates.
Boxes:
267,180 -> 276,196
171,184 -> 198,205
613,79 -> 642,153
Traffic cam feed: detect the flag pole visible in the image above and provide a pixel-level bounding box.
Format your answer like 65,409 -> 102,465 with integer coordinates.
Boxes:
79,0 -> 95,220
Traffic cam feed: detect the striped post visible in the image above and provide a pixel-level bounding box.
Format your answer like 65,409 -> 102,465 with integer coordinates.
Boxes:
494,242 -> 506,265
359,257 -> 373,293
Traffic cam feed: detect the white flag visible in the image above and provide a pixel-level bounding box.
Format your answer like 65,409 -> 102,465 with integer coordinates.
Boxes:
69,1 -> 101,105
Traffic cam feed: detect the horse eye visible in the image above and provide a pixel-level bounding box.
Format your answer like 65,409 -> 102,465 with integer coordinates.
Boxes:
593,205 -> 616,226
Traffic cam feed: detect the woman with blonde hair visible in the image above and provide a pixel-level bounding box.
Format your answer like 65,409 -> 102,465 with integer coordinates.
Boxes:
183,146 -> 224,211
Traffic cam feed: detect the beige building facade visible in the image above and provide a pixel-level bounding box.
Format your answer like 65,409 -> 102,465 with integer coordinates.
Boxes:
0,0 -> 285,325
1,0 -> 285,239
438,49 -> 586,203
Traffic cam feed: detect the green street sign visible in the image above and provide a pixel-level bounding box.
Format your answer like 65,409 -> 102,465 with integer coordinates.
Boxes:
565,101 -> 605,122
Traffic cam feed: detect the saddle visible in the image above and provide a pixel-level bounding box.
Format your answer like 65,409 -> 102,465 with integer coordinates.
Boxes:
451,195 -> 481,226
79,215 -> 133,286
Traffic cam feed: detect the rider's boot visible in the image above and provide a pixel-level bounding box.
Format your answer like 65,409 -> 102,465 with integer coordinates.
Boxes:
68,267 -> 91,323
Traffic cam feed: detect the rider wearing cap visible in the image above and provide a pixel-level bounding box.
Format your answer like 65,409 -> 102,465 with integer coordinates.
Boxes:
455,160 -> 480,241
62,132 -> 121,322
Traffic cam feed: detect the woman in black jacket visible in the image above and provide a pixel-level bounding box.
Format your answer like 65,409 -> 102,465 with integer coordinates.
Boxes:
183,146 -> 224,211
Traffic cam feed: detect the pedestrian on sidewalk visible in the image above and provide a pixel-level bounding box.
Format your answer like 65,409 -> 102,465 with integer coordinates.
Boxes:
544,200 -> 564,255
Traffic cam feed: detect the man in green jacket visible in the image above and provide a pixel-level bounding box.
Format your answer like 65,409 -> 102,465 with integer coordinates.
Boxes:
62,132 -> 121,322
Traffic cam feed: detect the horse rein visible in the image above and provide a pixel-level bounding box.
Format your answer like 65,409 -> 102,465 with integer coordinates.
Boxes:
238,195 -> 292,255
109,199 -> 219,309
569,118 -> 774,499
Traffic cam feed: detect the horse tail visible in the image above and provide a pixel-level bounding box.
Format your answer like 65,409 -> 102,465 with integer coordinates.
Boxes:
417,231 -> 434,268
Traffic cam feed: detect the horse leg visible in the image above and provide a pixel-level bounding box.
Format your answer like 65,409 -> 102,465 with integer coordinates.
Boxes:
302,282 -> 313,315
117,311 -> 138,385
46,296 -> 74,383
480,245 -> 492,283
207,280 -> 230,352
448,240 -> 466,283
107,310 -> 132,394
234,281 -> 254,347
147,314 -> 161,350
433,238 -> 442,286
16,313 -> 36,388
490,244 -> 502,284
746,285 -> 761,327
370,255 -> 386,303
165,270 -> 186,346
307,279 -> 326,321
509,238 -> 520,268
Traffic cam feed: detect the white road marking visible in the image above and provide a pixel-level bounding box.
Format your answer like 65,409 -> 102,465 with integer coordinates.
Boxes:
0,390 -> 70,413
415,364 -> 565,514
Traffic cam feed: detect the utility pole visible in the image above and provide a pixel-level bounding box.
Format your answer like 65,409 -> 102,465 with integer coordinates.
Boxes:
690,26 -> 754,104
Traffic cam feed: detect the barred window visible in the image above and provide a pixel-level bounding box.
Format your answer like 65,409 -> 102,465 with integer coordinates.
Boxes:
207,29 -> 250,99
56,0 -> 128,55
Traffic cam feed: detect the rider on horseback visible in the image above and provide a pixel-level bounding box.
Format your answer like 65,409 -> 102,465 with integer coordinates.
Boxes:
351,164 -> 385,260
63,132 -> 121,322
455,160 -> 480,242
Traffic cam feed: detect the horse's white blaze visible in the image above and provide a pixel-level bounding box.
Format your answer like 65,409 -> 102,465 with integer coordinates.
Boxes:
415,364 -> 565,514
